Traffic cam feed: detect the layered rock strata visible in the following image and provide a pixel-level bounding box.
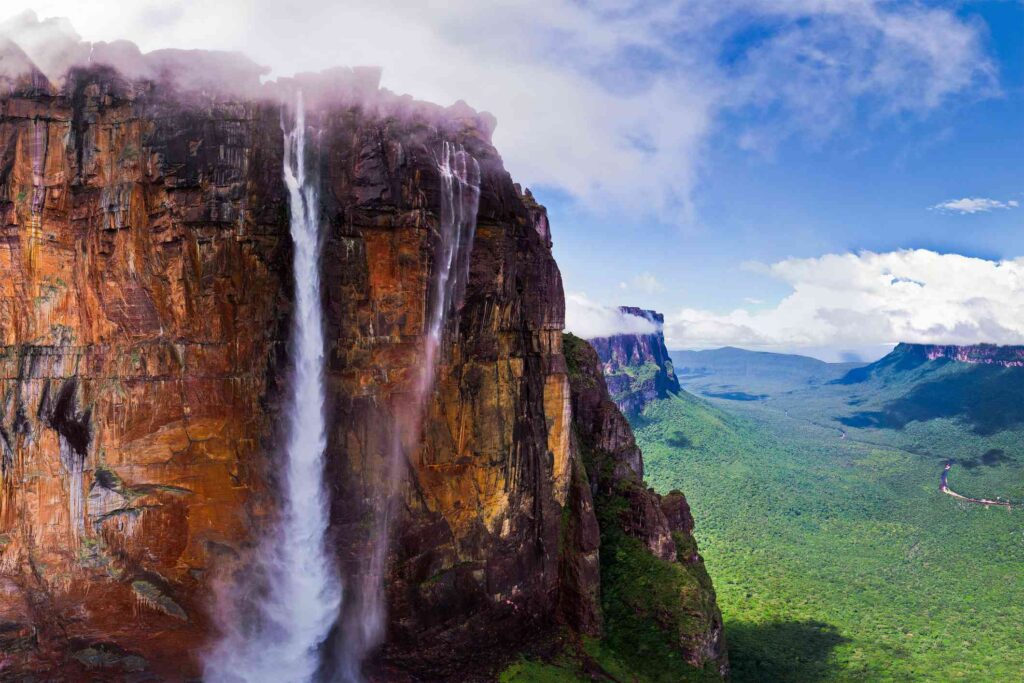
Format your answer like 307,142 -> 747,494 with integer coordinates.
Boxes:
0,34 -> 724,681
916,343 -> 1024,367
588,307 -> 681,415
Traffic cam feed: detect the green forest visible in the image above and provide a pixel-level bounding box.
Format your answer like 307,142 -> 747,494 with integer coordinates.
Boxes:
634,383 -> 1023,682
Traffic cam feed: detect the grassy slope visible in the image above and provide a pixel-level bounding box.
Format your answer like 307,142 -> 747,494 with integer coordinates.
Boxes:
592,491 -> 723,683
634,392 -> 1024,682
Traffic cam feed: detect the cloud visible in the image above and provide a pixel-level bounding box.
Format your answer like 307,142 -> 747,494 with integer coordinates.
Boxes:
565,293 -> 660,339
2,1 -> 996,220
929,197 -> 1019,214
619,272 -> 665,294
665,250 -> 1024,350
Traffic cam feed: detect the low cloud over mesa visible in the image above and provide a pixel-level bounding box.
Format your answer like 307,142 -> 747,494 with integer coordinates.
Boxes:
4,1 -> 996,221
565,294 -> 660,339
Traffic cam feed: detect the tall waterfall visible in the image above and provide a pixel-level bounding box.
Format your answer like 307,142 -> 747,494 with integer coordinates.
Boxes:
205,93 -> 341,683
331,141 -> 481,681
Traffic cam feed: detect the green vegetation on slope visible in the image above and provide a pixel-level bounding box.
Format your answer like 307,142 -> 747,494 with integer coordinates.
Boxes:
499,636 -> 648,683
503,335 -> 724,682
593,491 -> 722,683
606,362 -> 661,405
633,392 -> 1024,681
501,497 -> 723,683
621,361 -> 662,383
502,441 -> 725,683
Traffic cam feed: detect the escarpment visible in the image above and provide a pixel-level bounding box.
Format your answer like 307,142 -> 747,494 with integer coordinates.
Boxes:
588,307 -> 681,415
0,44 -> 724,681
564,334 -> 729,679
0,59 -> 295,679
913,343 -> 1024,367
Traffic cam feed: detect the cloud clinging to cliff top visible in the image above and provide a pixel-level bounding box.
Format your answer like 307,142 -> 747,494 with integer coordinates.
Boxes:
565,293 -> 660,339
5,1 -> 996,221
664,250 -> 1024,353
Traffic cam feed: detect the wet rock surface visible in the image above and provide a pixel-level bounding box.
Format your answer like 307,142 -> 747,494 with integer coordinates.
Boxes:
0,49 -> 722,681
0,55 -> 574,679
0,62 -> 292,679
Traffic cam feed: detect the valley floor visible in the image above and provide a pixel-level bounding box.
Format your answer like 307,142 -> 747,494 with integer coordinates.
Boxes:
633,393 -> 1024,682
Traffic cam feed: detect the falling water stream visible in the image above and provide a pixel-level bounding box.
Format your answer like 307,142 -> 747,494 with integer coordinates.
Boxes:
207,113 -> 480,681
331,141 -> 481,681
206,93 -> 341,683
420,142 -> 482,399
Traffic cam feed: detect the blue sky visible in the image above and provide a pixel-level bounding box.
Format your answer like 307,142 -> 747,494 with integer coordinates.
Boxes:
543,1 -> 1024,359
7,0 -> 1024,360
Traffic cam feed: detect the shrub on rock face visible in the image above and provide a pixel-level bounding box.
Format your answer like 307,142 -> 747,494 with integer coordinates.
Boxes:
558,334 -> 729,680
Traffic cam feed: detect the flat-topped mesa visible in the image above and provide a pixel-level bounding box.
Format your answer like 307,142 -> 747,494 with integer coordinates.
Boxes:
0,12 -> 497,142
0,46 -> 561,679
0,12 -> 723,681
588,307 -> 681,415
905,342 -> 1024,367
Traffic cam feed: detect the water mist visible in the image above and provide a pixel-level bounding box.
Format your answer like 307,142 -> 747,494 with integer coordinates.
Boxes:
205,93 -> 341,683
331,141 -> 481,681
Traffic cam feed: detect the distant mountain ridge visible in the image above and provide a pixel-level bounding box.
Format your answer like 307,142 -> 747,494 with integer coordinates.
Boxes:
588,308 -> 681,415
835,342 -> 1024,385
916,343 -> 1024,367
672,346 -> 864,398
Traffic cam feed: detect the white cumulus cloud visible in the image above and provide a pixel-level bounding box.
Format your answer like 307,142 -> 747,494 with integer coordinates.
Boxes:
665,250 -> 1024,351
929,197 -> 1020,214
565,293 -> 659,339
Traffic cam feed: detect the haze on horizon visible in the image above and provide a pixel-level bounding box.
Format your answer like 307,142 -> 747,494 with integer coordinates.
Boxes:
7,1 -> 1023,363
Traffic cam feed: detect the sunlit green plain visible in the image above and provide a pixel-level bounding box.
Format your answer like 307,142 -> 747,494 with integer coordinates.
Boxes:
635,391 -> 1024,682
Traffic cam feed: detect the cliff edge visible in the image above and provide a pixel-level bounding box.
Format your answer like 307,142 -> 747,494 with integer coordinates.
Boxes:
0,31 -> 724,681
588,307 -> 681,415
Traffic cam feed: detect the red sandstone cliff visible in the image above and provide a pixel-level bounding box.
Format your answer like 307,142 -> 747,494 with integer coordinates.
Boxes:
0,35 -> 724,681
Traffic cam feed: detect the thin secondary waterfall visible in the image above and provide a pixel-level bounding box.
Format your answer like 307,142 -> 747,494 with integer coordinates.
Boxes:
332,141 -> 481,681
419,142 -> 482,399
205,93 -> 341,683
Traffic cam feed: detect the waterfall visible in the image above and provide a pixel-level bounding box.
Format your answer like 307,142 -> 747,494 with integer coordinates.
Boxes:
29,119 -> 47,222
419,142 -> 482,398
205,93 -> 341,683
330,141 -> 480,681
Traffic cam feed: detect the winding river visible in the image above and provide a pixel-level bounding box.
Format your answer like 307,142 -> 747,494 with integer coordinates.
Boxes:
940,462 -> 1014,509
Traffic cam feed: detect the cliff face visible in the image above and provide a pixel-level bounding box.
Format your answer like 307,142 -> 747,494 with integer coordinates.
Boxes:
0,44 -> 722,682
913,343 -> 1024,367
588,307 -> 680,415
315,84 -> 572,679
837,342 -> 1024,386
0,62 -> 293,679
564,334 -> 728,678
